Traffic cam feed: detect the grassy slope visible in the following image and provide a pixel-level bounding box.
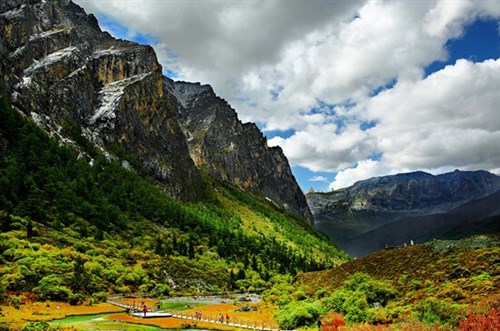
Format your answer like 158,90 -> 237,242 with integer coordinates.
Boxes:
298,235 -> 500,308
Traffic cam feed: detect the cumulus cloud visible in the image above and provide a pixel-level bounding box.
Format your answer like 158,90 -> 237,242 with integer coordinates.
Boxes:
367,58 -> 500,169
329,160 -> 398,190
74,0 -> 500,189
74,0 -> 362,97
327,58 -> 500,189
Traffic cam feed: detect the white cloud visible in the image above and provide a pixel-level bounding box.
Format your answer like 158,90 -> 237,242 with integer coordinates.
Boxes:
327,58 -> 500,189
329,160 -> 397,190
74,0 -> 500,189
367,58 -> 500,170
309,176 -> 329,183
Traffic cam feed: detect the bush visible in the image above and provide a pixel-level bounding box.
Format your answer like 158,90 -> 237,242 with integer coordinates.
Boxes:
7,295 -> 23,309
415,297 -> 464,326
321,312 -> 345,331
436,283 -> 466,301
91,291 -> 108,302
152,283 -> 171,297
275,301 -> 323,329
21,322 -> 50,331
69,293 -> 84,306
323,273 -> 398,325
33,275 -> 72,301
459,308 -> 500,331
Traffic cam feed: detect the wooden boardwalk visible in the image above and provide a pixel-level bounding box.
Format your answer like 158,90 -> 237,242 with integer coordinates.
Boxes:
106,297 -> 283,331
170,311 -> 279,331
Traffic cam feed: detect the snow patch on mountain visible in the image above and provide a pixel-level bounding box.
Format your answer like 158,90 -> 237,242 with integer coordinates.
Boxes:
87,72 -> 153,126
24,46 -> 77,75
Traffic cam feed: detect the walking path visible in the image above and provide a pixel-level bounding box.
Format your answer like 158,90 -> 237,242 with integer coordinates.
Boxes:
106,297 -> 284,331
169,311 -> 279,331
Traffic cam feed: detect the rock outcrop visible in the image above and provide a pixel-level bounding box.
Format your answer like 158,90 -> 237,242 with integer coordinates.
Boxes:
1,0 -> 202,200
165,79 -> 312,222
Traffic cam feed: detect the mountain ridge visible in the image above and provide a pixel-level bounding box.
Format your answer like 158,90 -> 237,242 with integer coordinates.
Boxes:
165,78 -> 312,223
307,170 -> 500,255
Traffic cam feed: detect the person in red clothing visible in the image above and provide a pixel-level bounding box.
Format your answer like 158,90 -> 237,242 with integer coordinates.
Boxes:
143,304 -> 148,317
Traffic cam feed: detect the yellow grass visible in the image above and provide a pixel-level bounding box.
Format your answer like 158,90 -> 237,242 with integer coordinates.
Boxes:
0,301 -> 124,330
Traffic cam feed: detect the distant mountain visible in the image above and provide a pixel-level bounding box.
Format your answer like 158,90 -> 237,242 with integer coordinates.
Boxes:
307,170 -> 500,256
344,190 -> 500,256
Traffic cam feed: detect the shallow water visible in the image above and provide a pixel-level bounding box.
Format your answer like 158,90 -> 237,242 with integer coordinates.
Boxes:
50,313 -> 200,330
161,293 -> 262,305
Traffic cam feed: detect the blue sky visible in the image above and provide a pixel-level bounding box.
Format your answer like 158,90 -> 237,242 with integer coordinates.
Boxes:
77,0 -> 500,192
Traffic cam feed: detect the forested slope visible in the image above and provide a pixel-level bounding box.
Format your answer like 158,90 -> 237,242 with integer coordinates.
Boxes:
0,95 -> 348,303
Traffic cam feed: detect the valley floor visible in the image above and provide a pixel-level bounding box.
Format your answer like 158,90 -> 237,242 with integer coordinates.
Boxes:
0,297 -> 278,331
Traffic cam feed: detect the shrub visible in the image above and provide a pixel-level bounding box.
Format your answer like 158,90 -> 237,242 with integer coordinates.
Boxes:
21,322 -> 50,331
396,318 -> 453,331
316,287 -> 330,299
343,295 -> 370,324
436,283 -> 466,301
343,273 -> 397,305
415,297 -> 464,326
91,291 -> 107,302
152,283 -> 171,297
323,273 -> 398,325
458,308 -> 500,331
7,295 -> 23,309
69,293 -> 84,306
321,312 -> 345,331
275,300 -> 323,329
410,279 -> 423,290
368,308 -> 392,325
33,275 -> 72,301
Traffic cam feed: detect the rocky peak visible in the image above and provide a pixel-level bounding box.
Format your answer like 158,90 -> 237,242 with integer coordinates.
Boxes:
1,0 -> 202,200
165,78 -> 313,223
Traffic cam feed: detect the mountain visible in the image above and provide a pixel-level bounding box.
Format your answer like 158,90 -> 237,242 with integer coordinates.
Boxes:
345,190 -> 500,256
307,170 -> 500,255
1,0 -> 346,307
165,79 -> 312,223
0,0 -> 310,221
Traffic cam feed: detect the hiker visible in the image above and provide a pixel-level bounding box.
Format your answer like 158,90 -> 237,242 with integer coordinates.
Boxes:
143,304 -> 148,317
226,313 -> 230,324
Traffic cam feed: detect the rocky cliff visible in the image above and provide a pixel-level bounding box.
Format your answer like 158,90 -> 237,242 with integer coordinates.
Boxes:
1,0 -> 311,221
165,79 -> 312,222
307,170 -> 500,254
1,0 -> 202,200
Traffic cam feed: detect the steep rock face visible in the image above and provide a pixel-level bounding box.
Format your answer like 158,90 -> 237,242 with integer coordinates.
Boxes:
307,170 -> 500,251
0,0 -> 201,200
165,79 -> 313,223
